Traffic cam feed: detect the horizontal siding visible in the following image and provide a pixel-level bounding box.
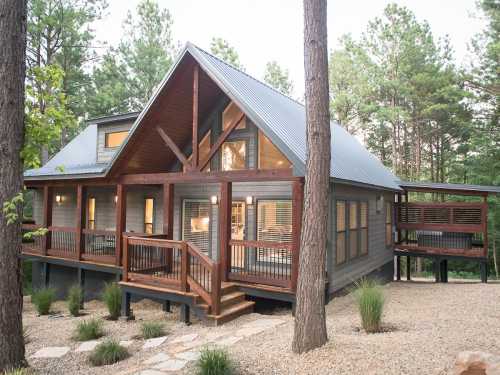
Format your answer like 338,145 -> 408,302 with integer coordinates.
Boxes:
97,121 -> 134,163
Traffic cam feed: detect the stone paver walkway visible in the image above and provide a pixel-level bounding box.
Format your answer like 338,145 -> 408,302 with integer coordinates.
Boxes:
32,346 -> 71,358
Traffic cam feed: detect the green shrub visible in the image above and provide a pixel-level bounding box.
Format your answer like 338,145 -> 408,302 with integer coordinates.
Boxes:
32,288 -> 56,315
196,348 -> 233,375
101,282 -> 121,320
353,278 -> 385,333
67,285 -> 83,317
141,321 -> 166,339
74,319 -> 104,341
3,368 -> 32,375
88,340 -> 128,366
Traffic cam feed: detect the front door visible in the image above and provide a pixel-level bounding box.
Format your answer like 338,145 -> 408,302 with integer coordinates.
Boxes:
231,201 -> 246,268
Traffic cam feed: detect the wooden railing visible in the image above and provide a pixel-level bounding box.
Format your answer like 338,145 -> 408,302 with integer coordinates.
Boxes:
82,229 -> 116,264
123,236 -> 221,315
228,239 -> 293,288
21,224 -> 44,254
47,226 -> 77,258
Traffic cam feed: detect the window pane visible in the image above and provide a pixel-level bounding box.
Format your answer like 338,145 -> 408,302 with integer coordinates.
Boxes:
221,141 -> 246,171
257,200 -> 292,264
144,198 -> 154,234
182,200 -> 210,253
258,131 -> 291,169
360,202 -> 368,228
350,229 -> 358,258
336,201 -> 346,231
223,102 -> 245,130
360,228 -> 368,255
105,131 -> 128,148
231,202 -> 245,240
336,232 -> 346,264
349,202 -> 358,229
88,197 -> 95,230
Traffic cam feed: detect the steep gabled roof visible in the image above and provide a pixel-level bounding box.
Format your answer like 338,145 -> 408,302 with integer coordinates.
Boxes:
25,42 -> 401,191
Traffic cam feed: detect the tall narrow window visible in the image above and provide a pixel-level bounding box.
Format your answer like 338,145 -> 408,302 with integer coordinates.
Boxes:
258,131 -> 292,169
360,202 -> 368,255
144,198 -> 154,234
221,140 -> 246,171
349,202 -> 359,259
105,131 -> 128,148
182,200 -> 210,254
223,102 -> 246,130
336,201 -> 346,264
231,202 -> 245,240
386,201 -> 393,246
88,197 -> 96,230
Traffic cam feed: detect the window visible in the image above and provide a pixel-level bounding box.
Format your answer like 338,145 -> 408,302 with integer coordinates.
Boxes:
182,200 -> 210,253
360,202 -> 368,255
386,201 -> 393,246
231,202 -> 245,240
144,198 -> 154,234
257,200 -> 292,264
221,140 -> 246,171
185,131 -> 211,172
258,131 -> 292,170
223,102 -> 246,130
349,202 -> 358,259
105,131 -> 128,148
88,197 -> 95,230
336,201 -> 346,264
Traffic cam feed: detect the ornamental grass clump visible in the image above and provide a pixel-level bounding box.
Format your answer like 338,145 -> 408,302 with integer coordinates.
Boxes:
3,368 -> 32,375
354,278 -> 385,333
101,282 -> 121,320
32,288 -> 56,315
74,319 -> 104,341
196,348 -> 233,375
88,340 -> 128,366
67,285 -> 83,317
141,321 -> 166,339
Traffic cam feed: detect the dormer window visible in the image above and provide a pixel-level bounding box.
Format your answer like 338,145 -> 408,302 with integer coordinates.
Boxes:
105,131 -> 128,148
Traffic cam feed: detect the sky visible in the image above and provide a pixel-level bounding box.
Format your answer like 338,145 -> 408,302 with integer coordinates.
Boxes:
93,0 -> 485,98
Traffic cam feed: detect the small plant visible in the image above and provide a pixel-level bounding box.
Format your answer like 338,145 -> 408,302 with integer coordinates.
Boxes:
141,321 -> 166,339
88,340 -> 128,366
67,285 -> 83,317
74,319 -> 104,341
353,278 -> 385,333
196,348 -> 233,375
32,288 -> 56,315
101,282 -> 121,320
3,368 -> 32,375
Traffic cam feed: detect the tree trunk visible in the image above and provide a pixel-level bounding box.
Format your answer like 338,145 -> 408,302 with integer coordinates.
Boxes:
292,0 -> 330,354
0,0 -> 27,370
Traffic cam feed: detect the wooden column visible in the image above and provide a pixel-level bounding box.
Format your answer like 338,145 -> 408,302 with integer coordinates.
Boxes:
483,196 -> 488,258
192,65 -> 199,169
219,181 -> 232,282
291,179 -> 304,291
42,185 -> 53,255
163,183 -> 174,271
396,255 -> 401,280
75,184 -> 85,261
406,256 -> 411,281
115,184 -> 126,267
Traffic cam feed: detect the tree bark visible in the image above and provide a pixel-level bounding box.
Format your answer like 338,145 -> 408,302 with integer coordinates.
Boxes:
0,0 -> 27,370
292,0 -> 329,354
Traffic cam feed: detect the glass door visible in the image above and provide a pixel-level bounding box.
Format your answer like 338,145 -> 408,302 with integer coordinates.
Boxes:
231,202 -> 246,268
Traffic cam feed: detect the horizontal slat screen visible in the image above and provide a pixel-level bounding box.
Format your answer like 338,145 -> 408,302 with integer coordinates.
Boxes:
182,200 -> 210,254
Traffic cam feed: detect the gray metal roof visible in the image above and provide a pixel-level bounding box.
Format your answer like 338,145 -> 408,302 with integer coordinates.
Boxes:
87,112 -> 140,125
400,181 -> 500,194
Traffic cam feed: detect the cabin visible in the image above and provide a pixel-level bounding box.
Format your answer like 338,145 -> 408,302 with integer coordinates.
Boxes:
22,43 -> 499,325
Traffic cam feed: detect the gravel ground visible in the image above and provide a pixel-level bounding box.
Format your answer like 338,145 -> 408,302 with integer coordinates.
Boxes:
23,279 -> 500,374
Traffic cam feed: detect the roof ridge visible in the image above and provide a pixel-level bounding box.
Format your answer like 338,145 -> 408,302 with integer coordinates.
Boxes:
190,43 -> 305,108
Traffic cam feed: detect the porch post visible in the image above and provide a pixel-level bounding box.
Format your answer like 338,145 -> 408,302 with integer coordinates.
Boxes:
219,181 -> 232,282
75,184 -> 85,261
483,196 -> 488,258
163,183 -> 174,271
291,178 -> 304,292
42,185 -> 53,255
192,65 -> 199,169
115,184 -> 126,267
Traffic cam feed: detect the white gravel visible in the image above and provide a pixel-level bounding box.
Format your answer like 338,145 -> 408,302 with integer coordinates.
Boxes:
23,279 -> 500,374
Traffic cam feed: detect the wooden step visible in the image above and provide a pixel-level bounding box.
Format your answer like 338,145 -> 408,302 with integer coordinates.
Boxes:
207,300 -> 255,326
221,291 -> 246,309
220,282 -> 239,296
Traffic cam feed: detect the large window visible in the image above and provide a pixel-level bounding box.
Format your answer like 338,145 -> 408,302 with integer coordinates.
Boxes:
182,200 -> 210,253
221,140 -> 246,171
105,131 -> 128,148
386,201 -> 393,246
88,197 -> 96,230
223,102 -> 246,130
336,199 -> 369,265
257,200 -> 292,264
258,131 -> 292,170
336,201 -> 347,264
144,198 -> 154,234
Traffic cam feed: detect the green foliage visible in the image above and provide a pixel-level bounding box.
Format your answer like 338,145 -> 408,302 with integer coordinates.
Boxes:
74,319 -> 104,341
2,368 -> 32,375
210,37 -> 243,70
67,285 -> 83,317
196,348 -> 233,375
88,340 -> 129,366
263,61 -> 293,96
141,321 -> 166,339
32,288 -> 56,315
101,282 -> 122,320
2,192 -> 24,225
353,278 -> 385,333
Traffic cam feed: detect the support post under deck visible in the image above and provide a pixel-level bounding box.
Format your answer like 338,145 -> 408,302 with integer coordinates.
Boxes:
480,262 -> 488,283
406,256 -> 411,281
180,304 -> 190,325
396,256 -> 401,281
77,268 -> 85,308
163,300 -> 171,313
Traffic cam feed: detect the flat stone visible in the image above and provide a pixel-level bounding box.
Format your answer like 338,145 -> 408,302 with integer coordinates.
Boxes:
152,359 -> 188,371
119,340 -> 135,347
245,318 -> 285,328
143,336 -> 168,349
212,335 -> 242,347
32,346 -> 70,358
136,370 -> 165,375
144,352 -> 171,365
175,350 -> 200,361
235,326 -> 267,337
203,331 -> 227,342
170,333 -> 198,344
75,340 -> 100,352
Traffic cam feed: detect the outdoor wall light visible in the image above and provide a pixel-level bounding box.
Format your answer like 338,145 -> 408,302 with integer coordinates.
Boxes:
210,195 -> 218,205
246,196 -> 254,205
55,195 -> 62,204
114,195 -> 118,203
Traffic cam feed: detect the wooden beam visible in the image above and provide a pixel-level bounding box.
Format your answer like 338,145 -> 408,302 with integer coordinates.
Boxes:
163,183 -> 174,272
42,185 -> 53,255
156,126 -> 190,168
115,184 -> 127,267
291,179 -> 304,291
219,181 -> 232,282
198,112 -> 245,171
75,184 -> 85,261
483,196 -> 488,258
192,65 -> 199,168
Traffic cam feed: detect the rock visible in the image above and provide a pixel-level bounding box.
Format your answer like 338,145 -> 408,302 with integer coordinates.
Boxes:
175,350 -> 200,361
170,333 -> 198,344
453,351 -> 500,375
119,339 -> 135,347
144,352 -> 170,365
152,359 -> 188,371
142,336 -> 168,349
32,346 -> 70,358
75,340 -> 100,352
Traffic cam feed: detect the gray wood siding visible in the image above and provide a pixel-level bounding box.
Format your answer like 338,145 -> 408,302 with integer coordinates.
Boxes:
328,183 -> 394,293
96,121 -> 134,164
